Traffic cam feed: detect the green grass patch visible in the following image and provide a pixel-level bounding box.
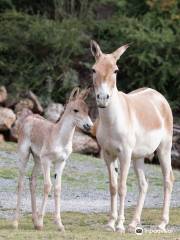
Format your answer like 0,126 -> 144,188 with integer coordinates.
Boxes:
0,142 -> 17,152
0,209 -> 180,240
0,168 -> 18,179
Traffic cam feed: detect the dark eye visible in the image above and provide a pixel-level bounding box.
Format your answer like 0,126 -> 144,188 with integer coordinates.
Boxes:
73,109 -> 79,113
114,69 -> 119,74
92,68 -> 96,74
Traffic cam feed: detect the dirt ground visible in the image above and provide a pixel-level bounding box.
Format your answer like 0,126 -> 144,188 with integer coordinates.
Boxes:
0,142 -> 180,236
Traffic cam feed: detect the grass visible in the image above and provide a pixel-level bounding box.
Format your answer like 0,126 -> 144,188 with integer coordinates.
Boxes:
0,142 -> 136,191
1,141 -> 180,192
0,168 -> 18,179
0,142 -> 17,152
0,209 -> 180,240
1,142 -> 180,239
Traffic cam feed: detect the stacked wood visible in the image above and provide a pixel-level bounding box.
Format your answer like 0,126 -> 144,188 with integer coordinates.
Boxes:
44,103 -> 64,123
0,86 -> 99,155
14,91 -> 43,114
26,91 -> 43,114
0,107 -> 16,131
0,87 -> 44,142
0,86 -> 7,104
10,108 -> 33,141
73,129 -> 99,156
14,98 -> 34,113
0,134 -> 5,143
0,85 -> 179,161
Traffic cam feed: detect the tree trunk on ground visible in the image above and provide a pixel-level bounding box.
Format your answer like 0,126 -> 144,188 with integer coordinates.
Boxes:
0,107 -> 16,131
44,102 -> 64,123
0,86 -> 7,104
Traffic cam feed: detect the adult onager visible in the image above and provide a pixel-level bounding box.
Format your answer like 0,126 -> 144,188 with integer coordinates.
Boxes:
90,40 -> 174,232
13,88 -> 93,231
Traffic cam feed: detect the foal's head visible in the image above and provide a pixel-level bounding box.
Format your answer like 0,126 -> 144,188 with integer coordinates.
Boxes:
90,40 -> 129,108
66,87 -> 93,132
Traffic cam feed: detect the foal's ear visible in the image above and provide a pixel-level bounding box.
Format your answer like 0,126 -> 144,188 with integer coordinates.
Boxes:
69,87 -> 80,102
112,44 -> 130,61
79,88 -> 91,100
90,40 -> 102,61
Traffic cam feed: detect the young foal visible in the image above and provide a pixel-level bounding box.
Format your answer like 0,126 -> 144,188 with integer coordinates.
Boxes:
13,88 -> 93,231
90,40 -> 174,232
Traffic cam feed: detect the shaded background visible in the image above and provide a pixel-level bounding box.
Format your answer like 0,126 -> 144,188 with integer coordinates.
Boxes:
1,2 -> 180,233
0,0 -> 179,112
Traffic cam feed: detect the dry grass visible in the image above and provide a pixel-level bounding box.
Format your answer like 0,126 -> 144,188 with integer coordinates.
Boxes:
0,209 -> 180,240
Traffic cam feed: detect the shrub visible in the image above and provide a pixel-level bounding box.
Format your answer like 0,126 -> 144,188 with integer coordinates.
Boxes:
90,1 -> 180,109
0,10 -> 87,103
0,0 -> 179,110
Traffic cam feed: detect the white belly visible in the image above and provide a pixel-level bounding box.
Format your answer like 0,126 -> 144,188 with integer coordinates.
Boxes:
97,123 -> 163,160
132,128 -> 163,159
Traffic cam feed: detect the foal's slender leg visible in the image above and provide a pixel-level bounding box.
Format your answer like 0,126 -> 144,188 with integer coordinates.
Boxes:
29,159 -> 41,229
116,149 -> 132,233
157,140 -> 174,231
54,161 -> 66,231
128,158 -> 148,232
104,152 -> 118,232
36,160 -> 52,230
12,143 -> 30,229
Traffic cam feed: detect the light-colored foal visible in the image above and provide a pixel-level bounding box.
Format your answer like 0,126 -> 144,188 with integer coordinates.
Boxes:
12,88 -> 93,231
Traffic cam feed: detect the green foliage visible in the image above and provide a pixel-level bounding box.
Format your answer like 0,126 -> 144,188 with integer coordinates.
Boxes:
0,0 -> 179,109
91,0 -> 180,108
0,0 -> 13,12
0,10 -> 87,103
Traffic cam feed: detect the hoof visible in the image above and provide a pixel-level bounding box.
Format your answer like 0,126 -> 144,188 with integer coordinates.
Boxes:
158,224 -> 167,233
12,220 -> 18,229
54,219 -> 65,232
34,225 -> 43,231
32,218 -> 38,226
58,225 -> 65,232
116,226 -> 125,233
127,224 -> 136,233
104,223 -> 115,232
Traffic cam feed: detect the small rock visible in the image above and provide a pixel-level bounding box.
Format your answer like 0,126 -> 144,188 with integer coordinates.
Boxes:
10,108 -> 33,141
26,91 -> 43,114
0,134 -> 5,143
44,102 -> 64,123
0,107 -> 16,130
14,98 -> 34,113
0,86 -> 7,104
73,130 -> 99,155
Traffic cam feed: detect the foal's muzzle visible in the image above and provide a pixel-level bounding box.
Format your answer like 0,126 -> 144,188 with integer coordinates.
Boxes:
83,123 -> 91,131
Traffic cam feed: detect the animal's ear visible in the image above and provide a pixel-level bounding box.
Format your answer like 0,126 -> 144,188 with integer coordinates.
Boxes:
69,87 -> 80,102
90,40 -> 102,61
112,44 -> 130,61
79,88 -> 91,100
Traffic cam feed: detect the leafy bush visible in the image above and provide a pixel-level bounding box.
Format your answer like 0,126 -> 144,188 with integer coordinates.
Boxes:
0,0 -> 179,110
89,0 -> 180,109
0,10 -> 87,103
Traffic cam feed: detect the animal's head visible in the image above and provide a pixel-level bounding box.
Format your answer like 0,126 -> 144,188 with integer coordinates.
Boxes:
66,87 -> 93,132
90,40 -> 129,108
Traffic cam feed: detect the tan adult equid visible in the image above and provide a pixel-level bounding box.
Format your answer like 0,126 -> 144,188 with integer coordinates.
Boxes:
90,40 -> 174,233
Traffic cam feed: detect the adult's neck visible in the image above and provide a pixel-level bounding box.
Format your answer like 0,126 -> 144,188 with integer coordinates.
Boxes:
98,87 -> 126,125
54,111 -> 76,146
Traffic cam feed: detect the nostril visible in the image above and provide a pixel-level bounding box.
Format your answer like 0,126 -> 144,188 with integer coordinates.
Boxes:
97,94 -> 100,99
107,94 -> 109,99
83,124 -> 90,131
